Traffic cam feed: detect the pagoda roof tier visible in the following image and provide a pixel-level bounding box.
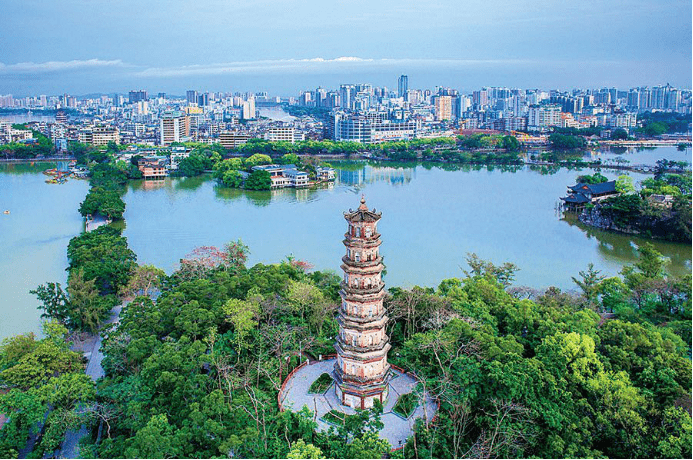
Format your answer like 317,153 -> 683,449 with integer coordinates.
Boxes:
343,236 -> 382,248
344,196 -> 382,223
340,290 -> 386,303
336,337 -> 390,355
341,263 -> 384,276
335,342 -> 391,362
333,364 -> 391,390
340,282 -> 385,296
341,256 -> 384,269
337,313 -> 387,329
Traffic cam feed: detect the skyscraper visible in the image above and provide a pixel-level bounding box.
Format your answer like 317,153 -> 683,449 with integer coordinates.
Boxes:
186,90 -> 198,105
398,75 -> 408,100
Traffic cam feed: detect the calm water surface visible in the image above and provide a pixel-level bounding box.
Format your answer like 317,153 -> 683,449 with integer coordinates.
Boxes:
0,162 -> 88,340
122,162 -> 690,290
1,157 -> 691,341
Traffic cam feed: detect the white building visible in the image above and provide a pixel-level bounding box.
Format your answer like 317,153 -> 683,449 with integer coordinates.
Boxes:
528,105 -> 562,130
264,126 -> 305,143
169,146 -> 190,170
160,112 -> 190,146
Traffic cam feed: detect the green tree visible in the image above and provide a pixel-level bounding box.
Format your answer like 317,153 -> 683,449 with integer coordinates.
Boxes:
125,414 -> 182,458
221,169 -> 244,188
576,172 -> 608,184
615,175 -> 635,194
245,153 -> 272,167
66,226 -> 137,295
67,268 -> 104,333
119,264 -> 165,298
224,298 -> 259,354
245,169 -> 272,190
287,439 -> 325,459
611,128 -> 629,140
500,135 -> 520,151
30,282 -> 70,324
571,263 -> 606,311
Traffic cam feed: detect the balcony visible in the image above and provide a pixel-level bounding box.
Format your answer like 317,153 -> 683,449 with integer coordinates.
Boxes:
341,256 -> 383,269
340,281 -> 385,296
337,312 -> 387,328
342,236 -> 382,248
335,341 -> 391,362
337,335 -> 390,354
335,364 -> 392,386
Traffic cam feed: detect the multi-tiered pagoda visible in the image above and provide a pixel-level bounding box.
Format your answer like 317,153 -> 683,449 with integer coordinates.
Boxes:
334,196 -> 391,409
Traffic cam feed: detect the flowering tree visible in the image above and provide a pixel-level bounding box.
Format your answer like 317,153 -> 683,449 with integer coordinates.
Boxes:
176,239 -> 249,281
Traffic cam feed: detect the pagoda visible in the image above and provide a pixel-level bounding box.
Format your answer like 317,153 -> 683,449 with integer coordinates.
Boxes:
334,196 -> 391,409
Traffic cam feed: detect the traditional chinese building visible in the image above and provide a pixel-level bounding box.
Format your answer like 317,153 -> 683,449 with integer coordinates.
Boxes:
334,196 -> 391,409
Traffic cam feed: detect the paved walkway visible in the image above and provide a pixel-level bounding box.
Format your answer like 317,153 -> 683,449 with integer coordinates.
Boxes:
58,302 -> 126,459
279,359 -> 437,449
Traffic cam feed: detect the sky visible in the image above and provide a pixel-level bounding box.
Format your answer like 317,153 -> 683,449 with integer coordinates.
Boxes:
1,0 -> 691,96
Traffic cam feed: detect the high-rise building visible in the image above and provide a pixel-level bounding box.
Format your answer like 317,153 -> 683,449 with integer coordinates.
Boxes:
128,90 -> 148,104
241,98 -> 256,119
160,112 -> 190,146
397,75 -> 408,100
197,93 -> 209,107
434,95 -> 453,121
335,197 -> 391,409
528,104 -> 562,129
186,90 -> 198,105
339,85 -> 355,110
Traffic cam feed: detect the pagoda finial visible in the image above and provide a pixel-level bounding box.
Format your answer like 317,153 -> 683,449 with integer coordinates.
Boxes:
358,194 -> 368,211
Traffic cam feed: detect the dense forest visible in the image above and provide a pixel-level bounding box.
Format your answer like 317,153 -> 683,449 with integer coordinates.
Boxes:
1,230 -> 690,458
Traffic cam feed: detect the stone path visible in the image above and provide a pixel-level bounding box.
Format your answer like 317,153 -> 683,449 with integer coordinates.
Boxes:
279,359 -> 437,448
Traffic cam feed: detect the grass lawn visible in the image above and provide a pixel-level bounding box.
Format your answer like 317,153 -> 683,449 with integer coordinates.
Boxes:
308,372 -> 333,394
392,392 -> 418,418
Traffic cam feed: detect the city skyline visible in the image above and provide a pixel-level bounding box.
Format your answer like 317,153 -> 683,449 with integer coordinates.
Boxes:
1,0 -> 690,95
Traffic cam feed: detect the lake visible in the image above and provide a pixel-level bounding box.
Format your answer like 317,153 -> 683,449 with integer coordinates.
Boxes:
0,162 -> 88,340
119,163 -> 690,291
1,155 -> 691,341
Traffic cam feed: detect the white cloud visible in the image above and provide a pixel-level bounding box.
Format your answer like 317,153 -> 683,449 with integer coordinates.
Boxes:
134,56 -> 540,78
0,59 -> 125,74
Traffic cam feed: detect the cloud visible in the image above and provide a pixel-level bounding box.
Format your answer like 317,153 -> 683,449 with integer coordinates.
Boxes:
134,56 -> 542,78
0,59 -> 126,75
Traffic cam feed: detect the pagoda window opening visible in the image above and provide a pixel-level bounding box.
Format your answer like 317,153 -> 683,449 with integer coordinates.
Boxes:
355,227 -> 361,237
365,227 -> 372,237
355,252 -> 360,262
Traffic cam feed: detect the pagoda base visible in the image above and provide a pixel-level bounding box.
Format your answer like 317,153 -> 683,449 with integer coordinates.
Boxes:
278,359 -> 438,449
335,380 -> 389,410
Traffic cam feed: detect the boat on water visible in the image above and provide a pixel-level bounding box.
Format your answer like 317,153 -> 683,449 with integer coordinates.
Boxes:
3,210 -> 9,215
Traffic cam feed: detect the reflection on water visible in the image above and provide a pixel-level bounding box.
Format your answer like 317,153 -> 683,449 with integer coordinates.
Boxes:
334,162 -> 415,186
119,161 -> 690,293
2,157 -> 690,341
562,214 -> 691,276
0,161 -> 57,175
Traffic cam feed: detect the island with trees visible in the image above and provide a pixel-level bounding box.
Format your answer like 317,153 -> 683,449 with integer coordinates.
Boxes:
566,162 -> 692,242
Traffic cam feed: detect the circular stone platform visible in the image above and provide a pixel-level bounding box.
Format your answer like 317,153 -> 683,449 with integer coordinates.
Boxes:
278,358 -> 438,448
